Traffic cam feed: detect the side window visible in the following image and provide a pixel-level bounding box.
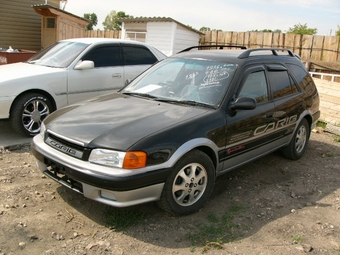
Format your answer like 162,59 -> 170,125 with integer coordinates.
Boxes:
82,46 -> 121,67
122,46 -> 157,65
238,70 -> 268,103
287,63 -> 316,96
268,70 -> 298,99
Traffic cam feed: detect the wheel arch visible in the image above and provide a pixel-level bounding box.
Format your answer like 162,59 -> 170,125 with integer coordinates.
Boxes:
301,113 -> 312,138
195,145 -> 218,170
9,89 -> 57,116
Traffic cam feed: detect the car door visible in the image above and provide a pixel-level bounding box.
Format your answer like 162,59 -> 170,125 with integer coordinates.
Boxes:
266,64 -> 305,143
122,44 -> 159,83
67,45 -> 124,105
223,66 -> 276,170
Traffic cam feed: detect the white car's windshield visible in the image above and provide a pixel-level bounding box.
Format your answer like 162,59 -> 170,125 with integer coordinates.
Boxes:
122,58 -> 237,107
27,41 -> 89,68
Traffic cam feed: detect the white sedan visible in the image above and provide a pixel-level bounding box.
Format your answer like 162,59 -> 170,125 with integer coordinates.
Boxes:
0,38 -> 166,136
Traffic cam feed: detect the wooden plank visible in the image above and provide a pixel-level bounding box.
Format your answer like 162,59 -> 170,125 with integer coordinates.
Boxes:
217,31 -> 224,44
271,33 -> 282,48
236,32 -> 245,46
244,32 -> 250,49
263,32 -> 272,48
202,31 -> 212,45
211,31 -> 218,45
311,35 -> 324,61
300,35 -> 313,61
248,32 -> 259,49
223,31 -> 233,45
284,33 -> 295,50
322,36 -> 340,62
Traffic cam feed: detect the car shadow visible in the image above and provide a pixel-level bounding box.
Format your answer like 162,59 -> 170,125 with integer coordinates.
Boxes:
56,132 -> 340,249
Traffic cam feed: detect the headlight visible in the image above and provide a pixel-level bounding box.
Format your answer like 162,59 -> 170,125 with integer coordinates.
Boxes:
89,149 -> 126,167
89,149 -> 147,169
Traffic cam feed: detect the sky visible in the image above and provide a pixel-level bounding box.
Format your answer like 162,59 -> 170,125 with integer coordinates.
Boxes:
61,0 -> 340,36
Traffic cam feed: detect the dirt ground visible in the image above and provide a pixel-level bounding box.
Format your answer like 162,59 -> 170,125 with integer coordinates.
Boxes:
1,129 -> 340,255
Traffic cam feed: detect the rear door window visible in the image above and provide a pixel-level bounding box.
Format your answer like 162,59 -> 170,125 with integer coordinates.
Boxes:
267,66 -> 299,99
122,46 -> 157,65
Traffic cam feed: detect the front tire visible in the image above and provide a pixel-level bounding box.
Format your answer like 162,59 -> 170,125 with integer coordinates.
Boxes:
10,93 -> 53,137
157,150 -> 215,216
281,118 -> 310,160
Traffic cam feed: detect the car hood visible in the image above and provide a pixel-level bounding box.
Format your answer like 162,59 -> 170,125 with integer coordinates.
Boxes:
0,62 -> 63,83
46,93 -> 210,150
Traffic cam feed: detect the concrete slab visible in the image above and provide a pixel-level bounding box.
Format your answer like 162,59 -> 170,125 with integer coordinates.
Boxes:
0,120 -> 32,151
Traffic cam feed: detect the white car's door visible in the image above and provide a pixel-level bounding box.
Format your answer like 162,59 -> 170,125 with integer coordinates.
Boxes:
67,45 -> 124,105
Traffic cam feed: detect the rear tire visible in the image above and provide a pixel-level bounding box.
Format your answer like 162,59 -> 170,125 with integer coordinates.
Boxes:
10,93 -> 53,137
281,118 -> 310,160
157,149 -> 215,216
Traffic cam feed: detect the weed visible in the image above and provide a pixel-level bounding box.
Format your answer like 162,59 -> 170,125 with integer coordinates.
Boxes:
291,234 -> 304,244
188,206 -> 247,253
316,121 -> 327,129
104,207 -> 146,231
334,135 -> 340,143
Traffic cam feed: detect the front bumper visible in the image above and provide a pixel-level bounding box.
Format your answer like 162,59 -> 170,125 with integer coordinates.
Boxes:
31,134 -> 170,207
0,95 -> 15,119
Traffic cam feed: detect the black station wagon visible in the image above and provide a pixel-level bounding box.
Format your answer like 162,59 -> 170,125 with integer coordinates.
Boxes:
31,47 -> 320,215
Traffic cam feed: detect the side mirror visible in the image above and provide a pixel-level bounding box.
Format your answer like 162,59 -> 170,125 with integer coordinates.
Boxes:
229,97 -> 256,111
74,60 -> 94,70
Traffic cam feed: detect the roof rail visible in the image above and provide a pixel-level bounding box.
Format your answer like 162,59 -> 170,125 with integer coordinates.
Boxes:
178,45 -> 247,53
238,48 -> 296,59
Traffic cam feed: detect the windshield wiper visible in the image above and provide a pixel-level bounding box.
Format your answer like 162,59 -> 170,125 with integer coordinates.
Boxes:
122,92 -> 158,99
177,100 -> 216,109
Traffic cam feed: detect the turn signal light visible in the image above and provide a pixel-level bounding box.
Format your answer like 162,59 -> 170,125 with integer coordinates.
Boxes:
123,151 -> 147,169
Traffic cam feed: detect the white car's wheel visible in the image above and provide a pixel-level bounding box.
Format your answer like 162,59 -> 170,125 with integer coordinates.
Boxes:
10,93 -> 53,137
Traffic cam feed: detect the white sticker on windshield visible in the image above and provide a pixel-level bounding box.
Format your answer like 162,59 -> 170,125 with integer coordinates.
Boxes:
134,84 -> 162,93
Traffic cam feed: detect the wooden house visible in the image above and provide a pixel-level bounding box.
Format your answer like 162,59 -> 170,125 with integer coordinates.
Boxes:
32,4 -> 90,49
0,0 -> 60,51
118,17 -> 203,56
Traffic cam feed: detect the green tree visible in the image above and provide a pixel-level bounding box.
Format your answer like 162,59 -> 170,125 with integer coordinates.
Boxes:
102,10 -> 133,30
84,13 -> 98,30
287,23 -> 317,35
336,25 -> 340,36
250,29 -> 282,33
200,26 -> 211,32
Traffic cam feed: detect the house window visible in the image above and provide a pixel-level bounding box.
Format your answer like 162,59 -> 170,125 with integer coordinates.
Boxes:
126,32 -> 146,43
45,18 -> 55,28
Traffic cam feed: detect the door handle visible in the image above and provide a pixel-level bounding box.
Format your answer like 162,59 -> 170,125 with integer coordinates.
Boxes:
112,73 -> 122,78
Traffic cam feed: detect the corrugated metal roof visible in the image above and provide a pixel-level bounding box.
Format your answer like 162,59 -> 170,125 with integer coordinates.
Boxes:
116,17 -> 204,35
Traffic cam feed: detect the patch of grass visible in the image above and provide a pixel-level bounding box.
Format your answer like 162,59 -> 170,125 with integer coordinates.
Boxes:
316,121 -> 327,129
333,135 -> 340,143
325,152 -> 335,157
188,205 -> 247,253
104,207 -> 146,231
291,234 -> 304,244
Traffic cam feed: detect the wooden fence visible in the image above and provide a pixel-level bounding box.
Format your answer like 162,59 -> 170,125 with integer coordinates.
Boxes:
201,31 -> 340,63
85,30 -> 340,64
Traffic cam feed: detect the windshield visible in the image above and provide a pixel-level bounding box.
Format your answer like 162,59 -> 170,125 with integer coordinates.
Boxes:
27,41 -> 89,68
122,58 -> 237,107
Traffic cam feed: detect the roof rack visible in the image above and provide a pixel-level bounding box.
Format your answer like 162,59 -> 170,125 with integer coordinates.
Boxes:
238,48 -> 296,59
178,45 -> 247,53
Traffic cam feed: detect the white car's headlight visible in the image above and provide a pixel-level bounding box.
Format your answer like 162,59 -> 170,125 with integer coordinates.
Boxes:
89,149 -> 126,167
89,149 -> 147,169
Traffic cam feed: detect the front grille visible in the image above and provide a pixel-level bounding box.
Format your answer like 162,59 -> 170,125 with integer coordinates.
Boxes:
44,158 -> 83,194
45,132 -> 84,159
